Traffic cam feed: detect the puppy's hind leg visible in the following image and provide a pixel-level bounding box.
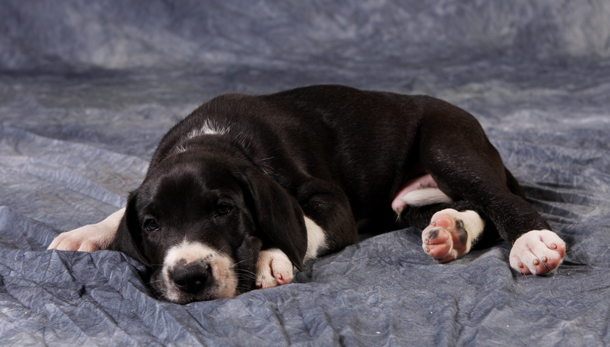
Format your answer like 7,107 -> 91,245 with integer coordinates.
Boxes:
399,197 -> 498,263
418,101 -> 566,274
48,208 -> 124,252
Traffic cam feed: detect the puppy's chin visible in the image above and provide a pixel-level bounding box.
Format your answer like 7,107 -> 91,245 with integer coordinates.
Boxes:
150,271 -> 238,304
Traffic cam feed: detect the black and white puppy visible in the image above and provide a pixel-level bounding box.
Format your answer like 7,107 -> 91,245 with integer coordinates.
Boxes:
49,85 -> 566,304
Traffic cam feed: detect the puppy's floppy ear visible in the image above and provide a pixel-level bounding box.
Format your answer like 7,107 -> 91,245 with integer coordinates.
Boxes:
235,168 -> 307,270
235,235 -> 262,291
109,193 -> 149,266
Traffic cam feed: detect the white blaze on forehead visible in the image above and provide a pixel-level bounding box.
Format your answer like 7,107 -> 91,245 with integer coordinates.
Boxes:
162,240 -> 238,301
187,119 -> 230,138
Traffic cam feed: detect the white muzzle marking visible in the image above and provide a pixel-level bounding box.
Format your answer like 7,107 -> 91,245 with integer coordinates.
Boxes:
161,240 -> 237,301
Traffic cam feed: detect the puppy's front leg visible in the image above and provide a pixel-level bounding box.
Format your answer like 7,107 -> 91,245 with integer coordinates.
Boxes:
254,217 -> 327,289
48,208 -> 124,252
255,248 -> 294,289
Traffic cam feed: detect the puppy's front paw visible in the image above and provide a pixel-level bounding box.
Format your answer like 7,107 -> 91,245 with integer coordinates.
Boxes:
422,209 -> 485,263
255,248 -> 294,289
48,209 -> 123,253
48,224 -> 112,252
509,230 -> 566,275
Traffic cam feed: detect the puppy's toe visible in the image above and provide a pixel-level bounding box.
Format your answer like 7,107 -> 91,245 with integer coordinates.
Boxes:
422,224 -> 456,263
48,225 -> 106,252
255,249 -> 294,289
422,209 -> 485,264
509,230 -> 566,275
271,257 -> 294,286
422,213 -> 456,263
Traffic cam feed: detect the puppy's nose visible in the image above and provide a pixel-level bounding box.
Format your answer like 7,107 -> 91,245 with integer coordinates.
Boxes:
169,262 -> 212,294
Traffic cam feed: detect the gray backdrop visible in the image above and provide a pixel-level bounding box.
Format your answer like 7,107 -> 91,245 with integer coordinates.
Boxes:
1,1 -> 609,346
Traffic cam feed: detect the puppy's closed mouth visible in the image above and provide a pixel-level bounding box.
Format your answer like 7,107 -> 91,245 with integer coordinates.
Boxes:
153,241 -> 238,304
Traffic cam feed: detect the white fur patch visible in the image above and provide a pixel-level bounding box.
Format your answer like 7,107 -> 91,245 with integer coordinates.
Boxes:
402,188 -> 452,207
509,229 -> 566,275
304,216 -> 327,261
162,240 -> 237,301
187,119 -> 230,138
256,248 -> 293,289
254,216 -> 327,289
48,207 -> 124,252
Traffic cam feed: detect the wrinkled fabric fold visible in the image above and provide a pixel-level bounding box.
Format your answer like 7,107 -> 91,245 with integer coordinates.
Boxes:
1,1 -> 610,345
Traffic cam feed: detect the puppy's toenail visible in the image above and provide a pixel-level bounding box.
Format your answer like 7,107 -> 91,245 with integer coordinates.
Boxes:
541,256 -> 547,262
550,243 -> 557,249
518,262 -> 524,268
533,259 -> 540,266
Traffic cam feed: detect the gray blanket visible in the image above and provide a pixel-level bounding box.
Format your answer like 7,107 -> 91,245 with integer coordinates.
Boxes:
1,1 -> 610,345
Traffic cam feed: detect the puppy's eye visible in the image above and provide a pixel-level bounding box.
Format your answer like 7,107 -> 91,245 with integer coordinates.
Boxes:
143,219 -> 159,232
215,203 -> 232,217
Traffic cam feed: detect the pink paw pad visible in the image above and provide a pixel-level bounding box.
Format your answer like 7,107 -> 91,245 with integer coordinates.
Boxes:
422,212 -> 468,263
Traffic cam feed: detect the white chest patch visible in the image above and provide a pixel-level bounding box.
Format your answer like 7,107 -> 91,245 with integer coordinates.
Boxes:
304,216 -> 327,261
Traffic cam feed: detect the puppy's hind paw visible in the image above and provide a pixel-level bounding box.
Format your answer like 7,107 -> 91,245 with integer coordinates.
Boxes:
422,221 -> 457,263
255,248 -> 294,289
422,209 -> 484,263
509,230 -> 566,275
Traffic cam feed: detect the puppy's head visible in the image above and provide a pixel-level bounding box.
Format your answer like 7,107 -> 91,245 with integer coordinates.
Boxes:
111,152 -> 307,303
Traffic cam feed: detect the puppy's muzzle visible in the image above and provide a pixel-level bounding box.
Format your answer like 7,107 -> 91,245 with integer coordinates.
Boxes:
169,261 -> 212,294
160,241 -> 239,302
